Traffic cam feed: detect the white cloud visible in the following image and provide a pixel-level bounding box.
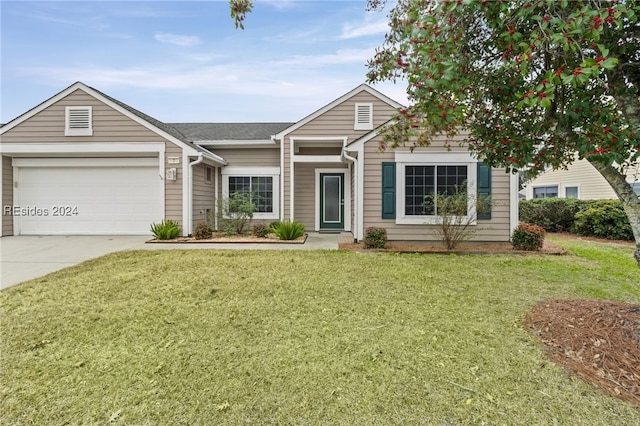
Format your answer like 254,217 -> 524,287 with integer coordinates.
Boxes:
154,33 -> 202,47
340,14 -> 388,39
273,47 -> 376,66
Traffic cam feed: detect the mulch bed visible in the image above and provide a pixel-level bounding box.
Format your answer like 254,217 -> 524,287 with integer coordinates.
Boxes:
526,299 -> 640,407
146,233 -> 307,244
338,238 -> 565,255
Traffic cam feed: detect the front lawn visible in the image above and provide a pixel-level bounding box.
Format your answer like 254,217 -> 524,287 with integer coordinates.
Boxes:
1,238 -> 638,424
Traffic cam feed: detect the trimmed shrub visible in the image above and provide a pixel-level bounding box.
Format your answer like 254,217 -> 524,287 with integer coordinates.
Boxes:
253,223 -> 270,238
573,200 -> 633,241
150,219 -> 181,240
519,198 -> 588,232
273,221 -> 305,240
217,192 -> 256,235
193,221 -> 213,240
511,222 -> 546,251
364,227 -> 387,249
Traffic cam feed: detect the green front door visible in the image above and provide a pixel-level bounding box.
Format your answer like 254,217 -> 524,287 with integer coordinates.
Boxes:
320,173 -> 344,229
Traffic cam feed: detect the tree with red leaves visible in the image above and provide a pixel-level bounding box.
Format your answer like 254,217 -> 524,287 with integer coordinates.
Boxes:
230,0 -> 640,266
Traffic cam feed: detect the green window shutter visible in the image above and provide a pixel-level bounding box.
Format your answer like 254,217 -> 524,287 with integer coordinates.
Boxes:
477,162 -> 492,220
381,162 -> 396,219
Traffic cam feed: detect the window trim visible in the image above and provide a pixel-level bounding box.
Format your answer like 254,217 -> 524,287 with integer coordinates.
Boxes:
205,166 -> 213,184
221,167 -> 280,220
354,103 -> 373,131
564,185 -> 580,199
65,106 -> 93,136
532,185 -> 559,199
394,152 -> 478,225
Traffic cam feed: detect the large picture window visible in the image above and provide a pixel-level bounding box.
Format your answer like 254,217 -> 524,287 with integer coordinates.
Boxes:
394,152 -> 476,225
222,167 -> 280,220
405,165 -> 467,216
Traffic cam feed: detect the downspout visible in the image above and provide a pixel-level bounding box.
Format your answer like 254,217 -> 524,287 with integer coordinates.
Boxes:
187,152 -> 204,236
341,148 -> 358,243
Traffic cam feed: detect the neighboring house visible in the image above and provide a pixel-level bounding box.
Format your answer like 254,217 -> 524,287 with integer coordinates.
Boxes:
0,81 -> 518,242
524,158 -> 640,200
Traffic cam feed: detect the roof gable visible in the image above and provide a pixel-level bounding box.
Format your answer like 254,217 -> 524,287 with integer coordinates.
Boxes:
274,84 -> 403,139
0,81 -> 225,164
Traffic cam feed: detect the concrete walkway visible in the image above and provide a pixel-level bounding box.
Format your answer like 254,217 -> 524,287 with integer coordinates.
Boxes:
0,232 -> 348,290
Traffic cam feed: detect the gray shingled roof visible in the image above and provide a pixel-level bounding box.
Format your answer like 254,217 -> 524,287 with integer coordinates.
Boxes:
169,123 -> 294,142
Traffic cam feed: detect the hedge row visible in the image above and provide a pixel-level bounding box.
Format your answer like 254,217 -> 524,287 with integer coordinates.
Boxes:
519,198 -> 633,241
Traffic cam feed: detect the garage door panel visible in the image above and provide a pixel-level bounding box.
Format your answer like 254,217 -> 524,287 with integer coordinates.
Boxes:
16,165 -> 163,235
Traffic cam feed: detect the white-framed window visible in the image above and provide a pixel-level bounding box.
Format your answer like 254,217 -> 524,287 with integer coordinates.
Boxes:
533,185 -> 558,199
65,106 -> 93,136
564,186 -> 579,199
354,103 -> 373,131
221,167 -> 280,220
205,166 -> 213,184
395,152 -> 477,225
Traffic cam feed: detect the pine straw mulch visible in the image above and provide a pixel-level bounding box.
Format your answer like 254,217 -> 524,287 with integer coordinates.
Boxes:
526,299 -> 640,408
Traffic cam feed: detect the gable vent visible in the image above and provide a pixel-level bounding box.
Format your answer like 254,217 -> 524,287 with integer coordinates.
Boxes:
65,106 -> 93,136
354,103 -> 373,130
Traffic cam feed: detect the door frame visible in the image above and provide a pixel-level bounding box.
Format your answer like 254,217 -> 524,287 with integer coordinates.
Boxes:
314,168 -> 351,232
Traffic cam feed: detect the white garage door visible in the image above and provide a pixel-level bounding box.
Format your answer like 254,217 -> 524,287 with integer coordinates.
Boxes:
13,158 -> 163,235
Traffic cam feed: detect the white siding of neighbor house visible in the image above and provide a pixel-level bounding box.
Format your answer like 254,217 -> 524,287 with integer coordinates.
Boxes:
525,158 -> 640,200
0,89 -> 185,230
362,136 -> 513,242
2,155 -> 13,236
283,91 -> 398,222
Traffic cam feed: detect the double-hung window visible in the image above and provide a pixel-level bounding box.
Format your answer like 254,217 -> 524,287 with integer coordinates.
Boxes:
533,185 -> 558,199
222,167 -> 279,220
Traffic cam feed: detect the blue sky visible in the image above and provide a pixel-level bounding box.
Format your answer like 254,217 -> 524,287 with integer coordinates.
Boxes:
1,0 -> 407,124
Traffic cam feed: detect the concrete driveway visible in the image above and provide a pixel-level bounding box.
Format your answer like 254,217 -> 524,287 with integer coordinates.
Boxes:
0,233 -> 344,290
0,236 -> 150,290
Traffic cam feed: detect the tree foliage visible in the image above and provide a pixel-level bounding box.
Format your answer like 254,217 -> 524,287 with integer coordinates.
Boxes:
229,0 -> 640,265
367,0 -> 639,171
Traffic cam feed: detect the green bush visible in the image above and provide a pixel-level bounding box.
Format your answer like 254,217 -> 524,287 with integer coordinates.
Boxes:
273,221 -> 305,240
511,222 -> 546,251
193,222 -> 213,240
150,219 -> 181,240
364,227 -> 388,249
217,192 -> 256,235
573,200 -> 633,240
269,221 -> 282,232
253,223 -> 270,238
519,198 -> 588,232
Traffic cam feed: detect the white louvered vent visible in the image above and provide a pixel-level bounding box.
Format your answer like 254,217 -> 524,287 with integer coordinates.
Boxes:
65,106 -> 93,136
354,103 -> 373,130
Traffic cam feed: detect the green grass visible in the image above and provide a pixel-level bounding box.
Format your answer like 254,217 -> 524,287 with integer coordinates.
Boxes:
1,238 -> 639,425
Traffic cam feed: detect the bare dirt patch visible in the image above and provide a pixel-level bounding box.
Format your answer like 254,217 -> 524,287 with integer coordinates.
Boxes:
526,299 -> 640,407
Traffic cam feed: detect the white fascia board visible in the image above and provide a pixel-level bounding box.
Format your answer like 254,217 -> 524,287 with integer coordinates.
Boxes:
274,84 -> 403,139
395,151 -> 477,163
294,155 -> 343,163
196,140 -> 275,148
1,82 -> 87,134
193,150 -> 226,166
0,142 -> 166,155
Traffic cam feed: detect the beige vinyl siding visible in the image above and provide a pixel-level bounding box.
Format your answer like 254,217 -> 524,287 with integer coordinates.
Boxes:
283,91 -> 397,221
1,89 -> 186,228
211,148 -> 279,167
2,156 -> 13,236
164,144 -> 183,227
1,90 -> 164,143
293,163 -> 348,230
192,164 -> 215,226
526,158 -> 639,200
362,138 -> 512,242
